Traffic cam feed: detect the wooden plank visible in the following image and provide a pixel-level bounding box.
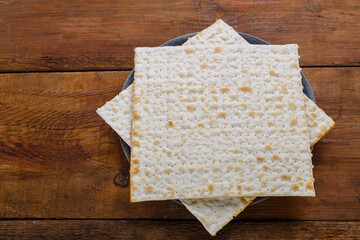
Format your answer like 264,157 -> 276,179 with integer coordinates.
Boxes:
0,0 -> 360,72
0,68 -> 359,220
0,220 -> 359,239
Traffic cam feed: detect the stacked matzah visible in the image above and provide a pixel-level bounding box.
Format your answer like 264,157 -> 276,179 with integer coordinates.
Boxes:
97,20 -> 335,236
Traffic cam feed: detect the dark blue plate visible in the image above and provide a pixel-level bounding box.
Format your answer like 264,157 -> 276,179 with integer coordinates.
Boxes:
120,32 -> 315,206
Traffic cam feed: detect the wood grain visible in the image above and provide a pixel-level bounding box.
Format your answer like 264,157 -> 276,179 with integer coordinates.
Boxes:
0,220 -> 359,239
0,68 -> 359,220
0,0 -> 360,72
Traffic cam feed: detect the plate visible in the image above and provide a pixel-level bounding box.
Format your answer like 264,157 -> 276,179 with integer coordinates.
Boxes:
120,32 -> 315,206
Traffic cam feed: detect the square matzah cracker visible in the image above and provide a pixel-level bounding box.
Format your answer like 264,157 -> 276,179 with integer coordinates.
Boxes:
130,44 -> 315,201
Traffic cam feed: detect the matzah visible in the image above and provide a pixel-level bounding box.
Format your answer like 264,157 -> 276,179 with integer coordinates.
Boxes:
184,19 -> 249,46
181,197 -> 254,236
97,86 -> 133,145
97,19 -> 335,236
304,95 -> 335,146
130,44 -> 314,201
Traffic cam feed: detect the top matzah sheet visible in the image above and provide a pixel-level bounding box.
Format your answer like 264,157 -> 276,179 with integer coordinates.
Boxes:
130,44 -> 315,202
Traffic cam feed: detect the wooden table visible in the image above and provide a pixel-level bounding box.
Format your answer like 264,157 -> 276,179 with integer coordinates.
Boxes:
0,1 -> 359,239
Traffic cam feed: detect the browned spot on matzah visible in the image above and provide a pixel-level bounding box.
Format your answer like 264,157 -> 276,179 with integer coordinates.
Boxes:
132,166 -> 140,175
214,46 -> 225,52
220,87 -> 230,93
145,185 -> 154,193
237,185 -> 242,194
291,183 -> 299,190
239,86 -> 252,92
218,112 -> 227,118
289,102 -> 296,110
132,159 -> 140,164
263,165 -> 270,170
133,96 -> 141,103
132,140 -> 140,147
167,121 -> 175,127
187,104 -> 196,112
306,181 -> 314,190
201,62 -> 208,68
167,151 -> 173,157
281,173 -> 291,180
290,118 -> 298,126
133,112 -> 141,120
269,69 -> 278,77
208,184 -> 214,193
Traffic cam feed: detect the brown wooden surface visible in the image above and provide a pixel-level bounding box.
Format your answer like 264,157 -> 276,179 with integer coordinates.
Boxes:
1,0 -> 359,239
0,220 -> 359,239
0,68 -> 359,221
0,0 -> 360,72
